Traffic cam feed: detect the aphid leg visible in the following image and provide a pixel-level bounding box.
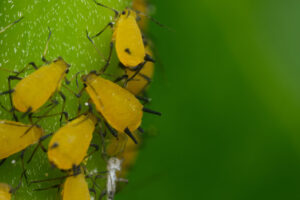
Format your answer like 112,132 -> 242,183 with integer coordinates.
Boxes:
104,121 -> 118,139
27,132 -> 54,164
92,0 -> 119,17
33,184 -> 60,192
8,75 -> 22,121
124,62 -> 146,86
21,107 -> 32,119
0,16 -> 24,34
10,170 -> 27,194
20,150 -> 28,184
42,27 -> 52,63
89,188 -> 97,197
15,62 -> 38,76
100,42 -> 114,73
23,102 -> 58,136
98,190 -> 107,200
143,107 -> 162,116
85,143 -> 100,159
114,74 -> 128,83
86,30 -> 107,61
58,91 -> 67,126
124,128 -> 138,144
96,123 -> 109,161
0,159 -> 6,166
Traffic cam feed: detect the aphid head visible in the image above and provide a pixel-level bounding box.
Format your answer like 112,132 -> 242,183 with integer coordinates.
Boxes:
53,57 -> 71,72
107,157 -> 122,171
120,8 -> 136,19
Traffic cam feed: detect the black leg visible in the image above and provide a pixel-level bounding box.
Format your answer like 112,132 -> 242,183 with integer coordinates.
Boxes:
85,143 -> 100,159
8,75 -> 22,121
100,42 -> 114,73
91,22 -> 113,39
135,95 -> 151,103
98,190 -> 107,200
114,74 -> 128,83
58,91 -> 66,126
0,159 -> 6,166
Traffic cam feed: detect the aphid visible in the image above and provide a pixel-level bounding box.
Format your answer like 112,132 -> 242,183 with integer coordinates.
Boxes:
88,0 -> 154,73
32,167 -> 91,200
47,113 -> 97,170
82,72 -> 156,144
61,169 -> 91,200
0,120 -> 43,160
0,28 -> 70,122
0,16 -> 24,34
125,45 -> 154,95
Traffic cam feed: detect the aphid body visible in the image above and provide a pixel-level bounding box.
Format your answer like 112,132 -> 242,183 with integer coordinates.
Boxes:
61,171 -> 90,200
112,9 -> 146,68
47,114 -> 96,170
0,120 -> 43,159
12,57 -> 69,112
82,73 -> 143,134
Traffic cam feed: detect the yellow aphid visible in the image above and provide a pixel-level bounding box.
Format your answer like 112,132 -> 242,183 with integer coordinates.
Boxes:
61,171 -> 90,200
12,57 -> 69,113
125,45 -> 154,95
82,73 -> 143,136
0,183 -> 11,200
0,120 -> 43,159
91,1 -> 154,70
132,0 -> 148,30
47,114 -> 96,170
113,9 -> 146,67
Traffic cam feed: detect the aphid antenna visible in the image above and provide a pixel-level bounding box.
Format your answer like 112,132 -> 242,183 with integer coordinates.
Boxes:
30,174 -> 70,186
42,27 -> 52,63
27,132 -> 54,164
0,16 -> 24,34
92,0 -> 119,17
134,10 -> 175,32
86,30 -> 107,61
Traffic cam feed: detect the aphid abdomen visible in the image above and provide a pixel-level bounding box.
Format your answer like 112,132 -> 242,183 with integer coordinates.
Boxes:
0,121 -> 43,159
84,74 -> 143,133
12,59 -> 67,112
47,115 -> 95,170
115,10 -> 145,67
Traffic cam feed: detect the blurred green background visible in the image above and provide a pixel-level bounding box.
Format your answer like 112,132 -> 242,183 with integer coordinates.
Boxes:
118,0 -> 300,199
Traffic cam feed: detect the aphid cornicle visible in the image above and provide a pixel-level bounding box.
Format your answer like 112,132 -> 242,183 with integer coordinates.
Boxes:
0,120 -> 43,160
88,0 -> 154,72
47,113 -> 97,170
61,170 -> 90,200
81,72 -> 143,143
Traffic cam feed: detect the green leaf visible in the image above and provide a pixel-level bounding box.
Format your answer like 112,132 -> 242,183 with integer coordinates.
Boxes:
0,0 -> 131,199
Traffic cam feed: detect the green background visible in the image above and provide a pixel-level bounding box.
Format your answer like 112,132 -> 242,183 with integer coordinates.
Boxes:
118,0 -> 300,200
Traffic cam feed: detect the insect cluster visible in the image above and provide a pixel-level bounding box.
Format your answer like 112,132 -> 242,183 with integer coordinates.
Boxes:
0,0 -> 160,199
